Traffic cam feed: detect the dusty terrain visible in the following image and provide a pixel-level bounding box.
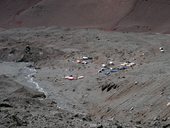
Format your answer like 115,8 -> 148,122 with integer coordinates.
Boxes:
0,27 -> 170,127
1,0 -> 170,33
1,0 -> 170,127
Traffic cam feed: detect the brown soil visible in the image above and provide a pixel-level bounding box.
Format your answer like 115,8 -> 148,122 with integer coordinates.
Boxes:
1,0 -> 170,33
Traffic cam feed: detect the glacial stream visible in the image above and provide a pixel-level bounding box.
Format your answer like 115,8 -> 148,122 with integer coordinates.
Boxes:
0,62 -> 86,115
24,67 -> 47,95
22,65 -> 86,114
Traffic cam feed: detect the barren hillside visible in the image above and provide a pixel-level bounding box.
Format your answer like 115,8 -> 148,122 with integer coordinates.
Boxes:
1,0 -> 170,33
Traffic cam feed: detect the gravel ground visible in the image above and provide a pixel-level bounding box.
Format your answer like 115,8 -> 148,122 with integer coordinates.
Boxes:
0,27 -> 170,127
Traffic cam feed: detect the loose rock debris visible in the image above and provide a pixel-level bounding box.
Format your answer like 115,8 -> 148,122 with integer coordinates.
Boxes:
1,28 -> 170,128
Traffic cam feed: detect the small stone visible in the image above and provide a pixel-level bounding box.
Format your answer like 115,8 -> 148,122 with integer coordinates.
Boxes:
135,81 -> 138,85
130,107 -> 134,111
162,117 -> 167,121
167,102 -> 170,106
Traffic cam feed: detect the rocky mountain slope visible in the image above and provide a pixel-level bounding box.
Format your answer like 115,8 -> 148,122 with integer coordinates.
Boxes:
1,0 -> 170,33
